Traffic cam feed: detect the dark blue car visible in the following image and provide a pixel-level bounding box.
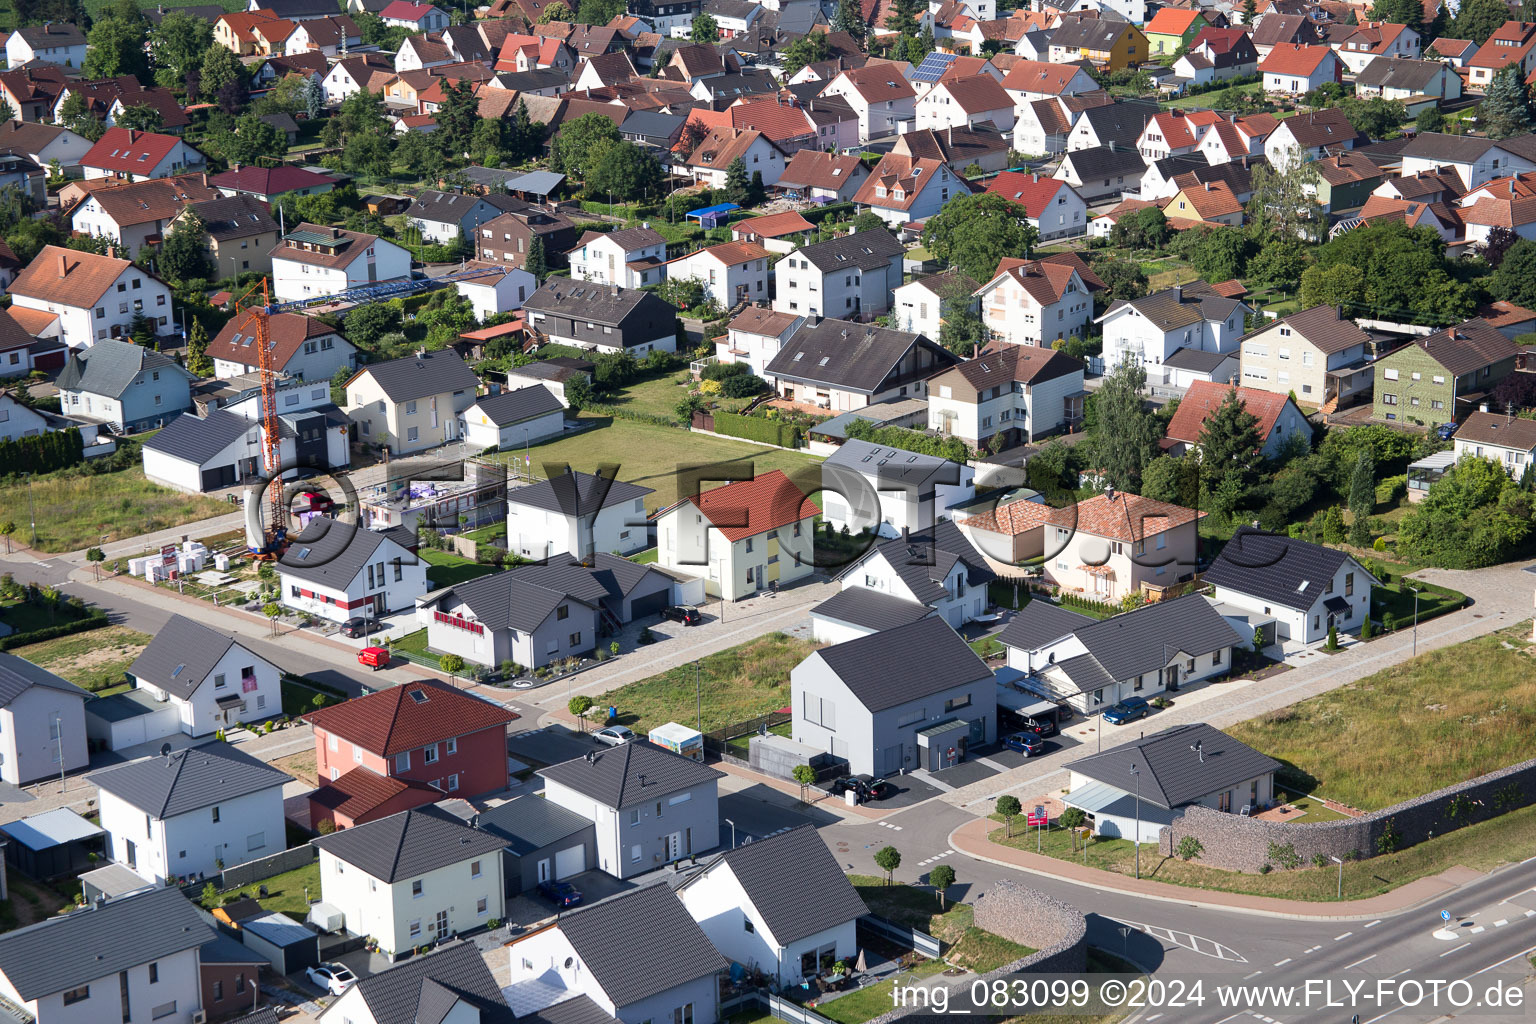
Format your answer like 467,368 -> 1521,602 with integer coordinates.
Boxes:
538,880 -> 582,907
1102,697 -> 1150,725
1003,731 -> 1046,756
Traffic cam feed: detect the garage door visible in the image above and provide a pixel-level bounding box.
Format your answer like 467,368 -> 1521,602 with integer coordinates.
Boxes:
630,589 -> 669,620
555,845 -> 584,879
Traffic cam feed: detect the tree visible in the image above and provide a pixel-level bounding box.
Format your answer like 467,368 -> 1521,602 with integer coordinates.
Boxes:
1414,106 -> 1445,134
928,863 -> 955,908
575,0 -> 625,24
691,12 -> 718,41
0,522 -> 14,554
920,191 -> 1037,283
330,365 -> 353,406
906,28 -> 935,66
526,235 -> 548,281
198,45 -> 246,105
185,317 -> 213,377
1241,0 -> 1256,24
1247,160 -> 1321,239
791,763 -> 816,801
1481,63 -> 1536,140
884,0 -> 920,37
347,133 -> 394,179
262,601 -> 282,636
83,9 -> 153,83
551,112 -> 623,180
1336,96 -> 1407,139
86,547 -> 105,579
1089,360 -> 1161,492
939,307 -> 987,356
833,0 -> 866,40
1142,454 -> 1199,508
1183,227 -> 1254,283
128,310 -> 156,347
1371,0 -> 1422,35
1396,455 -> 1533,568
1098,258 -> 1148,300
1060,806 -> 1087,852
587,140 -> 664,202
435,78 -> 479,157
564,372 -> 594,410
1197,386 -> 1263,518
1108,206 -> 1168,250
873,845 -> 901,885
540,0 -> 573,18
0,98 -> 14,123
150,10 -> 214,86
1347,449 -> 1374,547
112,104 -> 163,134
1451,0 -> 1512,44
1300,262 -> 1366,311
721,156 -> 752,208
781,31 -> 831,76
159,212 -> 212,284
568,694 -> 593,729
1246,236 -> 1309,290
439,653 -> 465,686
996,794 -> 1021,838
1490,240 -> 1536,308
304,75 -> 325,120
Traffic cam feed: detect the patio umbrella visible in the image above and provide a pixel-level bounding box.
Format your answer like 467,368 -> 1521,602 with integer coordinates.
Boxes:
855,950 -> 867,973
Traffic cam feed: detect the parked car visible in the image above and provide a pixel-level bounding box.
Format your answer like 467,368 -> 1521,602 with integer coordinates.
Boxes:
306,962 -> 357,996
1002,731 -> 1046,756
1436,421 -> 1459,440
1102,696 -> 1151,725
1025,715 -> 1059,738
340,617 -> 370,639
660,606 -> 703,626
538,879 -> 582,907
357,646 -> 389,670
830,775 -> 892,802
593,725 -> 635,747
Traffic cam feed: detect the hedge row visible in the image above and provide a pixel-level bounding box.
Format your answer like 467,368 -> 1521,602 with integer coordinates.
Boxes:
710,410 -> 801,449
0,428 -> 84,477
583,401 -> 684,429
0,609 -> 109,650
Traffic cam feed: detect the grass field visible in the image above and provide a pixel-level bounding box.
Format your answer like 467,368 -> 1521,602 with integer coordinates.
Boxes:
0,470 -> 228,553
1162,83 -> 1263,109
485,417 -> 823,512
9,625 -> 153,693
421,548 -> 497,589
200,859 -> 322,922
598,632 -> 821,736
604,372 -> 756,421
1226,631 -> 1535,811
390,628 -> 442,669
850,875 -> 1034,972
1273,794 -> 1350,824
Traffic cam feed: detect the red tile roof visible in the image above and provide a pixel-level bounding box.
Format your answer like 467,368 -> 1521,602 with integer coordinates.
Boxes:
81,127 -> 184,176
688,469 -> 819,542
304,678 -> 519,756
381,0 -> 441,20
1259,43 -> 1337,76
1165,380 -> 1295,445
309,767 -> 441,819
966,490 -> 1204,540
984,170 -> 1070,218
209,164 -> 339,196
1145,8 -> 1203,35
732,209 -> 814,238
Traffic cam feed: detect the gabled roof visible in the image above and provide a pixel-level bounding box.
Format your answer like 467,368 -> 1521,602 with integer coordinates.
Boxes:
832,63 -> 917,103
277,518 -> 418,589
997,599 -> 1095,651
125,613 -> 250,698
1356,55 -> 1450,90
1164,381 -> 1297,446
765,318 -> 959,395
1066,722 -> 1280,808
1054,595 -> 1242,692
12,246 -> 142,311
509,470 -> 654,516
1145,7 -> 1203,35
311,805 -> 507,882
684,825 -> 867,943
777,149 -> 866,191
12,22 -> 86,48
424,554 -> 668,632
816,615 -> 989,712
538,739 -> 724,809
523,280 -> 676,330
934,73 -> 1011,114
471,385 -> 564,426
1270,107 -> 1365,149
475,793 -> 593,855
187,194 -> 280,242
1388,317 -> 1515,376
1075,99 -> 1158,148
685,469 -> 819,542
56,338 -> 189,398
984,170 -> 1073,219
1204,525 -> 1374,611
854,520 -> 993,604
1102,284 -> 1242,333
304,677 -> 516,755
308,768 -> 443,821
1454,409 -> 1536,451
351,348 -> 478,403
77,174 -> 219,229
1259,42 -> 1337,75
811,587 -> 934,632
208,311 -> 339,369
1060,144 -> 1147,180
795,229 -> 903,273
81,127 -> 186,175
315,942 -> 515,1024
0,652 -> 89,709
930,340 -> 1083,390
90,744 -> 292,819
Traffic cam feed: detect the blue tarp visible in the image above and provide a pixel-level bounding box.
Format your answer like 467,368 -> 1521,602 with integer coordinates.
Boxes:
686,203 -> 741,226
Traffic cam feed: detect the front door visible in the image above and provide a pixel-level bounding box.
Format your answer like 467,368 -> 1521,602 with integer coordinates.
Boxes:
1166,665 -> 1179,692
665,832 -> 682,860
537,858 -> 551,883
125,839 -> 136,869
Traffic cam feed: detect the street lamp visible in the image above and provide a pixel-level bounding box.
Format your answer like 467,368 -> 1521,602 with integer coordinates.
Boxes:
725,818 -> 737,849
1129,763 -> 1141,879
1410,586 -> 1422,657
1330,854 -> 1343,900
23,473 -> 36,548
695,661 -> 702,733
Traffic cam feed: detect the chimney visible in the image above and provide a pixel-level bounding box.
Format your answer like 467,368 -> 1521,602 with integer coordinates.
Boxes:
128,129 -> 138,143
1337,305 -> 1345,319
1173,285 -> 1182,301
1480,402 -> 1489,413
1032,172 -> 1038,182
201,172 -> 208,187
107,245 -> 116,259
1204,181 -> 1211,190
56,252 -> 66,277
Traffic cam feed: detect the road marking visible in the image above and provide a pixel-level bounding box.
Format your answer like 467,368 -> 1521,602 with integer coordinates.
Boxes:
1525,909 -> 1535,917
1364,920 -> 1381,929
1470,925 -> 1485,934
1109,919 -> 1246,962
1438,943 -> 1470,957
1273,959 -> 1292,967
1333,932 -> 1352,941
1364,943 -> 1536,1024
1494,919 -> 1509,927
1145,1015 -> 1161,1022
1243,971 -> 1263,980
1343,954 -> 1377,970
1389,968 -> 1411,979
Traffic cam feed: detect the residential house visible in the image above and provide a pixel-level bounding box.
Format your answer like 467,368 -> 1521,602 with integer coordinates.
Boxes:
820,65 -> 918,141
214,10 -> 294,54
93,744 -> 291,884
1457,171 -> 1536,246
1136,109 -> 1224,161
0,653 -> 89,786
716,307 -> 804,380
914,75 -> 1014,133
572,51 -> 639,91
67,175 -> 220,259
1011,92 -> 1115,156
772,230 -> 904,320
506,883 -> 725,1024
460,385 -> 564,452
1259,44 -> 1343,94
791,616 -> 993,775
973,254 -> 1096,348
253,50 -> 330,88
312,807 -> 506,956
454,262 -> 537,321
1327,20 -> 1419,74
270,223 -> 412,303
837,520 -> 994,628
1173,27 -> 1259,86
404,190 -> 523,244
197,936 -> 264,1022
1373,318 -> 1516,427
730,210 -> 815,253
1062,723 -> 1279,840
682,127 -> 787,188
1398,133 -> 1536,190
656,470 -> 818,599
568,227 -> 668,289
764,319 -> 959,412
474,203 -> 579,273
1162,179 -> 1246,226
819,438 -> 975,535
667,240 -> 771,307
53,77 -> 190,133
0,120 -> 90,177
206,312 -> 353,381
522,281 -> 678,357
1264,108 -> 1365,171
124,616 -> 281,737
0,888 -> 212,1024
1145,8 -> 1208,55
1047,16 -> 1149,70
1453,410 -> 1536,475
474,794 -> 595,894
926,342 -> 1086,446
319,943 -> 517,1024
1054,144 -> 1148,201
80,128 -> 203,181
1001,59 -> 1099,110
984,171 -> 1089,240
321,53 -> 398,103
540,740 -> 724,877
55,339 -> 193,432
1465,20 -> 1536,88
677,826 -> 868,985
502,357 -> 593,408
1066,100 -> 1159,153
1355,55 -> 1460,104
1204,526 -> 1379,642
850,154 -> 958,226
507,470 -> 654,559
0,65 -> 72,123
1309,150 -> 1385,214
277,518 -> 429,623
380,0 -> 450,31
209,165 -> 338,204
284,14 -> 362,55
775,150 -> 870,203
1099,284 -> 1250,381
306,678 -> 518,828
1163,381 -> 1311,459
1251,12 -> 1322,57
1352,193 -> 1465,239
1428,36 -> 1478,66
342,348 -> 479,453
173,195 -> 282,279
892,268 -> 978,340
4,23 -> 86,68
1238,303 -> 1375,410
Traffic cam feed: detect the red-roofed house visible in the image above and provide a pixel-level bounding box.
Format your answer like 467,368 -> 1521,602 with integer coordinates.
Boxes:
731,209 -> 815,252
1457,171 -> 1536,246
666,240 -> 771,307
974,254 -> 1093,346
776,150 -> 869,202
984,171 -> 1088,240
1163,380 -> 1311,459
1466,21 -> 1536,88
914,74 -> 1015,133
1136,108 -> 1224,160
1328,20 -> 1420,74
305,678 -> 519,828
657,470 -> 819,600
208,312 -> 355,380
210,164 -> 338,203
1145,8 -> 1208,55
80,127 -> 204,181
1260,44 -> 1343,94
852,153 -> 959,225
380,0 -> 448,32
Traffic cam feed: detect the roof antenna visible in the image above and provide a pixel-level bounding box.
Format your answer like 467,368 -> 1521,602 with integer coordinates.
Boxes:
1190,740 -> 1204,763
160,742 -> 173,765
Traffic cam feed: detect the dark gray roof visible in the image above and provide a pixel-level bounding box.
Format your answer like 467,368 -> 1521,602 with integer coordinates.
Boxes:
508,470 -> 654,516
492,68 -> 570,92
691,825 -> 866,944
797,229 -> 903,273
1064,722 -> 1281,809
621,110 -> 686,141
343,941 -> 515,1024
523,281 -> 679,335
765,319 -> 958,394
89,744 -> 292,818
519,996 -> 613,1024
1203,526 -> 1375,612
406,190 -> 520,226
443,24 -> 492,62
127,614 -> 254,699
1041,594 -> 1244,693
1061,144 -> 1147,181
552,883 -> 727,1008
474,794 -> 592,856
997,601 -> 1096,651
815,616 -> 989,712
1076,100 -> 1157,149
811,588 -> 934,632
0,888 -> 212,1000
422,559 -> 607,633
1162,347 -> 1232,372
187,194 -> 279,241
201,934 -> 266,966
539,740 -> 723,810
352,349 -> 478,403
56,339 -> 191,399
140,409 -> 250,465
260,0 -> 337,16
278,519 -> 418,589
0,652 -> 89,709
221,1009 -> 282,1024
823,438 -> 954,489
1399,132 -> 1506,163
1355,56 -> 1448,91
473,385 -> 565,426
1148,153 -> 1209,181
854,521 -> 993,605
311,806 -> 508,882
13,23 -> 86,47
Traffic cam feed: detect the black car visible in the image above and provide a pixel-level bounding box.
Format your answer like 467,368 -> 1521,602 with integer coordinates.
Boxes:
660,606 -> 703,626
831,775 -> 892,803
538,880 -> 582,907
1024,715 -> 1059,738
340,617 -> 369,638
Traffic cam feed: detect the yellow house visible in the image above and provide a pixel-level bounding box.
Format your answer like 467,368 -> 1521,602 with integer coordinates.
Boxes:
656,470 -> 819,600
343,349 -> 481,454
1163,181 -> 1246,226
1046,17 -> 1149,70
1144,8 -> 1208,56
214,10 -> 287,55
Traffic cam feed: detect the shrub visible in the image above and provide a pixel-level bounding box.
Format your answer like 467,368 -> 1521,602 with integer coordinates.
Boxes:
718,373 -> 766,398
710,410 -> 800,448
1176,836 -> 1204,861
1383,612 -> 1396,633
1266,841 -> 1301,870
1259,863 -> 1272,874
1373,536 -> 1388,551
1312,852 -> 1330,868
1376,817 -> 1401,855
700,362 -> 749,381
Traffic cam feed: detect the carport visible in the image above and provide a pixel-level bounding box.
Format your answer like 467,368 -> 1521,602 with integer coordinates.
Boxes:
0,808 -> 105,880
240,910 -> 321,975
1062,780 -> 1174,844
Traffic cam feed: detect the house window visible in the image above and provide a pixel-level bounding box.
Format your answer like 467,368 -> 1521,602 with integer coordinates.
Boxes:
631,844 -> 642,862
212,806 -> 220,823
744,915 -> 755,933
629,808 -> 640,826
1213,649 -> 1222,665
424,745 -> 438,764
412,879 -> 424,898
1345,572 -> 1354,596
944,695 -> 971,712
410,920 -> 422,938
247,832 -> 265,851
446,737 -> 457,755
396,751 -> 410,771
149,963 -> 158,984
557,605 -> 569,620
477,896 -> 489,915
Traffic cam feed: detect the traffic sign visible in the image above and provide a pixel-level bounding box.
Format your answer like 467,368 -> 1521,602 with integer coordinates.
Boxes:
1440,909 -> 1451,922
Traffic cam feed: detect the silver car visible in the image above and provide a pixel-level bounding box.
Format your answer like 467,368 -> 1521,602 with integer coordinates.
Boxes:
593,725 -> 635,747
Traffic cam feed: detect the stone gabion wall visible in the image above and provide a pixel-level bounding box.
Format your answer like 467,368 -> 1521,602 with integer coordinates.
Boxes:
1156,756 -> 1536,872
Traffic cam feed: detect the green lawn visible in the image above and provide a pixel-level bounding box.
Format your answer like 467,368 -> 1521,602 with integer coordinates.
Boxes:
813,959 -> 948,1024
8,625 -> 152,693
282,678 -> 343,718
629,547 -> 658,564
1162,83 -> 1262,109
483,417 -> 823,512
1370,580 -> 1464,628
200,860 -> 322,922
597,633 -> 821,736
1227,631 -> 1534,811
462,522 -> 506,545
390,628 -> 442,669
1274,794 -> 1350,824
969,636 -> 1004,659
0,469 -> 229,553
604,371 -> 755,420
849,875 -> 1033,972
421,548 -> 497,589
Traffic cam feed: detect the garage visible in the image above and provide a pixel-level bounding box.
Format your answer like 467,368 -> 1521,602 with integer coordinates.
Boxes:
629,589 -> 669,620
555,845 -> 584,879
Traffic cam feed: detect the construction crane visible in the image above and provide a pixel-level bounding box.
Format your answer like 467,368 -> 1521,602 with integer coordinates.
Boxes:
236,263 -> 517,555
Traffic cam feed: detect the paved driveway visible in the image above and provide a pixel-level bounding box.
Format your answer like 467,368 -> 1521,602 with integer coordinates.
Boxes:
507,724 -> 598,768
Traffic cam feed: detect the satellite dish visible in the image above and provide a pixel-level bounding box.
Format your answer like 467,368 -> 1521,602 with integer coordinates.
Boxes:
159,743 -> 172,757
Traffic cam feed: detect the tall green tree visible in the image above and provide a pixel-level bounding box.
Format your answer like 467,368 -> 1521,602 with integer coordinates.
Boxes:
304,75 -> 325,119
526,235 -> 547,280
1299,262 -> 1367,310
1481,63 -> 1536,140
150,10 -> 214,88
1088,360 -> 1161,493
919,191 -> 1037,283
587,140 -> 663,202
1098,258 -> 1147,300
781,31 -> 831,75
1489,240 -> 1536,308
185,317 -> 213,377
1196,387 -> 1262,518
885,0 -> 919,37
1347,449 -> 1375,547
1397,455 -> 1533,568
199,45 -> 246,102
691,12 -> 718,41
550,112 -> 623,179
721,156 -> 751,207
1246,160 -> 1322,240
435,78 -> 479,157
575,0 -> 624,26
159,212 -> 212,284
833,0 -> 866,40
1450,0 -> 1511,44
1369,0 -> 1422,35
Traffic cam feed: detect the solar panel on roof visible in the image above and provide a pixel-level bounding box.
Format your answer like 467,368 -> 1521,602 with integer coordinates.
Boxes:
911,51 -> 956,83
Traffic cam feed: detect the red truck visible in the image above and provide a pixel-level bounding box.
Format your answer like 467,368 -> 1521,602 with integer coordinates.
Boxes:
357,646 -> 389,670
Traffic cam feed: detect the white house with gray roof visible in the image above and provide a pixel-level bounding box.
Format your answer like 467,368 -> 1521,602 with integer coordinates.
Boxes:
507,470 -> 655,559
92,744 -> 292,885
460,385 -> 565,452
317,940 -> 518,1024
676,825 -> 867,985
0,652 -> 89,786
837,521 -> 993,628
810,587 -> 935,644
342,348 -> 480,455
312,806 -> 508,958
792,616 -> 994,776
539,741 -> 723,879
522,282 -> 679,357
56,338 -> 194,434
763,318 -> 960,413
771,230 -> 903,321
405,191 -> 524,245
0,887 -> 212,1024
1097,284 -> 1250,382
1202,526 -> 1377,644
125,615 -> 281,737
277,519 -> 428,624
568,227 -> 669,289
820,438 -> 975,535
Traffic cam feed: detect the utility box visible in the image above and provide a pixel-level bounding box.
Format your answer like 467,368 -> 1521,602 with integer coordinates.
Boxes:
649,722 -> 704,761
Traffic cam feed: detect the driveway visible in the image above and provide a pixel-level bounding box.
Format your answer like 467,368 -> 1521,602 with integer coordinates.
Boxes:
506,724 -> 597,768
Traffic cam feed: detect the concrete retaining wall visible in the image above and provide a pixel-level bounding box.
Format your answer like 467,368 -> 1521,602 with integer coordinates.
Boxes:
1157,756 -> 1536,872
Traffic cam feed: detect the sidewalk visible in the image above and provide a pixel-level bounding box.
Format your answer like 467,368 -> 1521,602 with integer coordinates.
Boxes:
947,817 -> 1476,921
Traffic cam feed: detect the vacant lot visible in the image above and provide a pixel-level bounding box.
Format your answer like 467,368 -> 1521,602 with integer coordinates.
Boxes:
487,417 -> 822,512
421,548 -> 497,589
10,625 -> 153,693
598,632 -> 821,736
0,470 -> 228,553
1228,632 -> 1536,811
